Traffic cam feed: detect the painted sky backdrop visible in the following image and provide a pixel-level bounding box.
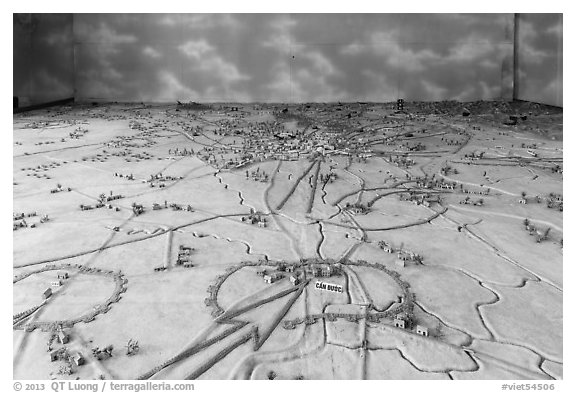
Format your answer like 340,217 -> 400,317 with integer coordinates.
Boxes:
13,13 -> 563,106
516,13 -> 563,107
13,13 -> 74,105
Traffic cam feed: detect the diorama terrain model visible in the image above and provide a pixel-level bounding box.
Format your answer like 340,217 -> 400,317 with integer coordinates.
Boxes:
13,100 -> 563,380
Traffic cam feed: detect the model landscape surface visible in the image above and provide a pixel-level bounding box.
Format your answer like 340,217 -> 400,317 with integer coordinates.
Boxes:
13,101 -> 563,380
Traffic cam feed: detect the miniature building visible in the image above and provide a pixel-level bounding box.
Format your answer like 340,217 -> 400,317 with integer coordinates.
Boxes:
73,352 -> 85,366
264,272 -> 283,284
397,251 -> 410,261
289,275 -> 300,286
395,259 -> 406,268
308,264 -> 321,277
179,249 -> 192,257
94,351 -> 111,361
285,265 -> 296,273
51,280 -> 62,287
43,288 -> 52,299
394,314 -> 407,329
93,345 -> 113,361
132,204 -> 145,215
50,350 -> 60,362
321,265 -> 333,277
381,243 -> 394,253
58,331 -> 69,344
57,271 -> 69,280
283,320 -> 296,329
416,325 -> 429,337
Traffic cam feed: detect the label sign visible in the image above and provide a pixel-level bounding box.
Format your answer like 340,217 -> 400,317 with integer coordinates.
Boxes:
315,281 -> 343,294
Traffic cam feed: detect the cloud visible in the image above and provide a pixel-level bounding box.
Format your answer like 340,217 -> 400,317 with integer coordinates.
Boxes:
262,15 -> 295,51
518,21 -> 548,64
478,81 -> 501,100
142,46 -> 162,59
178,40 -> 250,84
546,22 -> 562,39
341,31 -> 439,72
444,39 -> 500,63
64,14 -> 559,104
178,40 -> 213,59
264,61 -> 300,102
154,71 -> 198,101
76,22 -> 138,44
76,68 -> 124,99
159,14 -> 242,31
42,31 -> 71,46
421,80 -> 448,101
157,14 -> 179,26
360,69 -> 397,102
302,50 -> 340,76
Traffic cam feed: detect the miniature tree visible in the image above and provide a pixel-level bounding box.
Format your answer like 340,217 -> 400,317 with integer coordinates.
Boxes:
58,364 -> 72,375
433,322 -> 446,340
126,339 -> 139,356
523,218 -> 530,227
47,333 -> 57,352
104,345 -> 114,356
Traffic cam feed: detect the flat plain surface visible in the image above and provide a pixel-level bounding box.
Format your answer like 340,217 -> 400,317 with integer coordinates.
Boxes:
13,102 -> 562,380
